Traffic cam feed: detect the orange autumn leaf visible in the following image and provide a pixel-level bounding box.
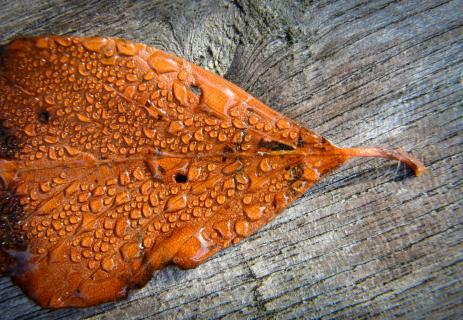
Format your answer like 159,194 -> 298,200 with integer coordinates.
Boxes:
0,36 -> 425,308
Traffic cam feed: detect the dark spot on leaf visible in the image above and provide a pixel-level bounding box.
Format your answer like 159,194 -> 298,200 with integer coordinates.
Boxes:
222,145 -> 235,162
38,110 -> 50,124
0,121 -> 20,159
223,146 -> 234,153
259,139 -> 294,151
0,189 -> 26,275
174,173 -> 188,183
190,85 -> 201,96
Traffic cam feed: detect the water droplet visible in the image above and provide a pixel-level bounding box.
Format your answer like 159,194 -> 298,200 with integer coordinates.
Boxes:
35,37 -> 49,49
165,193 -> 187,212
243,194 -> 252,205
81,236 -> 92,248
217,195 -> 226,205
144,71 -> 156,81
259,158 -> 272,172
130,209 -> 141,220
115,192 -> 130,206
82,37 -> 107,52
143,127 -> 156,139
40,182 -> 51,193
148,52 -> 179,73
142,203 -> 152,218
116,40 -> 137,56
133,167 -> 145,181
114,219 -> 128,238
187,165 -> 201,181
222,161 -> 242,175
235,220 -> 250,237
89,198 -> 102,213
140,180 -> 152,195
276,119 -> 290,130
168,120 -> 184,134
173,82 -> 188,106
244,205 -> 264,221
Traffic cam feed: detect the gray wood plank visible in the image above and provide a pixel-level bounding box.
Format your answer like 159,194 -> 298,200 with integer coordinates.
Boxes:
0,0 -> 461,319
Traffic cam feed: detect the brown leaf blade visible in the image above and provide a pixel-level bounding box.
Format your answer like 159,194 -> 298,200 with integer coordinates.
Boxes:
0,36 -> 425,308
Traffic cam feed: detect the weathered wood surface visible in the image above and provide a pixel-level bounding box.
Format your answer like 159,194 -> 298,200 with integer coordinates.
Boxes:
0,0 -> 461,318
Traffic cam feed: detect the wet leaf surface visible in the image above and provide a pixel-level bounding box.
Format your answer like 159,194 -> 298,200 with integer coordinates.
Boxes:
0,36 -> 424,308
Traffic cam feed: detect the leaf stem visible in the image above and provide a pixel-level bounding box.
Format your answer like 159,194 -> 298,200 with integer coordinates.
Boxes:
341,147 -> 427,176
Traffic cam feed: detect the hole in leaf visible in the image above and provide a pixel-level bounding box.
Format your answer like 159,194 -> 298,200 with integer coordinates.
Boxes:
174,173 -> 188,183
38,110 -> 50,124
190,85 -> 201,96
258,139 -> 294,151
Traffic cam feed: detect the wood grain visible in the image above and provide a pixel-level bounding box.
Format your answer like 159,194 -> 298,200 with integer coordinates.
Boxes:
0,0 -> 461,318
